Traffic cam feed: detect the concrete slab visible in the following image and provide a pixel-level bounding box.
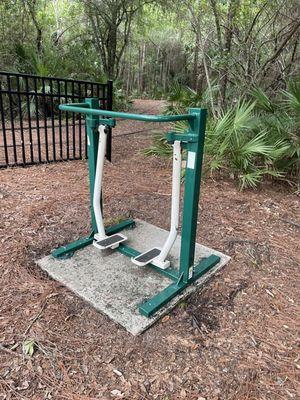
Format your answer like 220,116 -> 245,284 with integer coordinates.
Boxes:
37,219 -> 230,335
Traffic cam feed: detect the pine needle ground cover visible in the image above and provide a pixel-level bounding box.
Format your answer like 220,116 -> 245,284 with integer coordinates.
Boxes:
1,101 -> 299,400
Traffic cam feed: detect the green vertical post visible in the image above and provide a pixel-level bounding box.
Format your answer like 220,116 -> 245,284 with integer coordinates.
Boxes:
179,108 -> 207,283
85,98 -> 100,233
106,80 -> 113,161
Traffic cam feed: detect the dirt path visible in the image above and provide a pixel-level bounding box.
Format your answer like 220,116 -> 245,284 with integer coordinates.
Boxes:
0,100 -> 299,400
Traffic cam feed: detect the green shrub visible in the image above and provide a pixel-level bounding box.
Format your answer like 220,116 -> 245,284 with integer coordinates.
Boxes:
113,86 -> 133,111
143,82 -> 300,190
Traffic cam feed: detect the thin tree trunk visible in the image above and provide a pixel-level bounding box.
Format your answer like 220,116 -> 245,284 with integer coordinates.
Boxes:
191,31 -> 200,89
197,32 -> 216,118
220,0 -> 238,108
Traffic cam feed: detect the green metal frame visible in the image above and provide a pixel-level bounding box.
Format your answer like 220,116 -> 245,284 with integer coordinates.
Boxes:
52,98 -> 220,317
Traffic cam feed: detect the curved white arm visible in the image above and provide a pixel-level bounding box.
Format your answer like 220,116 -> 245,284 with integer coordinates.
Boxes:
93,125 -> 107,239
155,140 -> 181,263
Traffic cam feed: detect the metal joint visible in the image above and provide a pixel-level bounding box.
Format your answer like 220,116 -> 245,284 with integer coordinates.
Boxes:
166,131 -> 198,144
86,117 -> 116,128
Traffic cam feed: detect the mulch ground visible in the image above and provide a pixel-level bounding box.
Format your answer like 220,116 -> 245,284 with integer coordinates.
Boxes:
0,100 -> 299,400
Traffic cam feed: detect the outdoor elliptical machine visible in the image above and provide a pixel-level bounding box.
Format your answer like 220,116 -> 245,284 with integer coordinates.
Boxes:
52,98 -> 221,317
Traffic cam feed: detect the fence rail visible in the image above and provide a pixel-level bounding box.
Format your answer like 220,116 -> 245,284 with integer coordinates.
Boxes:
0,71 -> 113,168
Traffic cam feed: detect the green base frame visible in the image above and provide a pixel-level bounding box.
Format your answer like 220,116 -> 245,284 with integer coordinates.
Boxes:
52,218 -> 220,318
139,254 -> 220,317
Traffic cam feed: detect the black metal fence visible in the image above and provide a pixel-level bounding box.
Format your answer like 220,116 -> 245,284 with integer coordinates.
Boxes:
0,71 -> 113,168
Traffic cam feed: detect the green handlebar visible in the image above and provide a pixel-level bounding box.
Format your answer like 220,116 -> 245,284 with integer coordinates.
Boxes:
59,103 -> 195,123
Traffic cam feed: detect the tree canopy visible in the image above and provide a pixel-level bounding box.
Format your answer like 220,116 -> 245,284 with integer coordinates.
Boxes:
0,0 -> 299,105
0,0 -> 299,188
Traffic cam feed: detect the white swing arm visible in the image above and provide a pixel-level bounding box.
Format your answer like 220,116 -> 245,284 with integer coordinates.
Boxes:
152,140 -> 182,268
93,125 -> 127,249
93,124 -> 107,239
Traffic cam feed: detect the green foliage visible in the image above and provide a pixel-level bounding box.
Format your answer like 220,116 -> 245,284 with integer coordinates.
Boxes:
206,100 -> 287,189
251,82 -> 300,185
144,82 -> 300,190
15,44 -> 54,76
113,85 -> 133,111
142,132 -> 173,158
251,87 -> 275,113
0,0 -> 298,191
166,84 -> 206,112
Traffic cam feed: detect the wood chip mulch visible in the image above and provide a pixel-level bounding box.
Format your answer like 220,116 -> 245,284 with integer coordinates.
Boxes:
0,100 -> 299,400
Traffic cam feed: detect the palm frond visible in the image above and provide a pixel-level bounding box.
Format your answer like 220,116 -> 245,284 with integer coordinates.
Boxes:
282,80 -> 300,114
238,170 -> 264,190
233,101 -> 256,131
142,132 -> 172,158
251,87 -> 276,113
145,82 -> 300,190
239,131 -> 272,157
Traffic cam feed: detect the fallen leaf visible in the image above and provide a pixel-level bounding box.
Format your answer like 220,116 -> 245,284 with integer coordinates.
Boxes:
161,315 -> 170,323
16,380 -> 29,390
111,389 -> 124,397
113,369 -> 123,377
266,289 -> 275,297
22,339 -> 35,357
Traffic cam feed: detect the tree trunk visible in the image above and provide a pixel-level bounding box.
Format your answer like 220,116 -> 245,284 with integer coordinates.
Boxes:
219,0 -> 239,108
191,31 -> 200,89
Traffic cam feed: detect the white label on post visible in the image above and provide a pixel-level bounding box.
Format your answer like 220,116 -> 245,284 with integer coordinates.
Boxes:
188,266 -> 193,279
187,151 -> 196,169
87,135 -> 90,146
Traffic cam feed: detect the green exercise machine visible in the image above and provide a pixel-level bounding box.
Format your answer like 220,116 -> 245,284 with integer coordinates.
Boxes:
52,98 -> 220,317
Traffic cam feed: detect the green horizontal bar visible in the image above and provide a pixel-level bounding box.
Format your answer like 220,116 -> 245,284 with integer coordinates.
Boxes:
139,254 -> 221,317
59,104 -> 195,123
52,219 -> 135,259
106,219 -> 135,235
51,236 -> 93,259
118,243 -> 179,281
139,281 -> 186,317
62,102 -> 90,108
190,254 -> 220,283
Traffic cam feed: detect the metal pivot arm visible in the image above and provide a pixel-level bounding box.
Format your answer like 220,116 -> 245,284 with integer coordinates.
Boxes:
152,140 -> 182,268
131,140 -> 182,269
93,124 -> 127,250
93,125 -> 107,239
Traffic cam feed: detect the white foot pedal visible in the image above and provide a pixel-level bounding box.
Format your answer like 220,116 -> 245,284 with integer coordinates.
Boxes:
93,233 -> 127,250
131,248 -> 161,266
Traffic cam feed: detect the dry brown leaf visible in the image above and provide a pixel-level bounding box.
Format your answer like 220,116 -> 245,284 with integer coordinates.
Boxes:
161,315 -> 170,323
